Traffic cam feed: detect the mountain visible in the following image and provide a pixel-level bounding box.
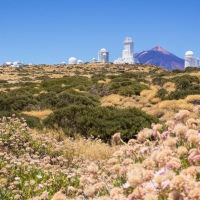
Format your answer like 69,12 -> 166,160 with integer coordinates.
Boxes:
135,46 -> 184,70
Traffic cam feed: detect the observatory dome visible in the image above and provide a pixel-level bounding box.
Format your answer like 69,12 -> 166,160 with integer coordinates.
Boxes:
13,61 -> 21,65
77,60 -> 83,64
100,48 -> 107,52
68,57 -> 77,64
185,51 -> 194,57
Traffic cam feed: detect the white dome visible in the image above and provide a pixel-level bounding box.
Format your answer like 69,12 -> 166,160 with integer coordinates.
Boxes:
100,48 -> 107,52
13,61 -> 21,65
68,57 -> 77,64
185,51 -> 194,57
77,60 -> 83,64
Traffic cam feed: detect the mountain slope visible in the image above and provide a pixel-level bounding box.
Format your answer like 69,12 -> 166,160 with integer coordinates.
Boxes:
135,46 -> 184,70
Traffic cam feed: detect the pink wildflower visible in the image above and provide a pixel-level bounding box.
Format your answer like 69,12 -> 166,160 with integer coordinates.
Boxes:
112,132 -> 121,143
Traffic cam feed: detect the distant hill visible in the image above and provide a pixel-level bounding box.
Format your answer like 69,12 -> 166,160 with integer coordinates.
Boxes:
135,46 -> 184,70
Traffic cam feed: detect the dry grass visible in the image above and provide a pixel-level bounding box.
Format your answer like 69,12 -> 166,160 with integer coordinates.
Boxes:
163,82 -> 176,92
140,86 -> 158,103
98,79 -> 111,84
190,71 -> 200,78
65,137 -> 119,160
45,129 -> 120,160
185,95 -> 200,103
101,94 -> 124,107
150,97 -> 161,104
158,100 -> 193,112
22,109 -> 53,119
101,94 -> 142,108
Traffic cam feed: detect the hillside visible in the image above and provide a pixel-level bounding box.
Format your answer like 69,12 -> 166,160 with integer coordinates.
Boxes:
1,63 -> 200,199
1,63 -> 200,124
1,97 -> 200,199
135,46 -> 184,70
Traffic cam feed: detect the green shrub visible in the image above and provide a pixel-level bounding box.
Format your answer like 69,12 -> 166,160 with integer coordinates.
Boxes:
152,77 -> 168,86
0,92 -> 38,111
172,69 -> 183,73
175,78 -> 191,90
88,83 -> 110,97
171,74 -> 199,85
43,105 -> 159,142
0,80 -> 8,83
168,89 -> 200,100
41,76 -> 93,91
36,89 -> 99,109
156,88 -> 168,100
91,73 -> 106,81
55,89 -> 99,108
184,67 -> 200,73
109,78 -> 149,96
21,114 -> 44,130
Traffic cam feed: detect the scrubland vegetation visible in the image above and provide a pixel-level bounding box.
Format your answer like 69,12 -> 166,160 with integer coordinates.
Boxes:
1,64 -> 200,199
1,106 -> 200,199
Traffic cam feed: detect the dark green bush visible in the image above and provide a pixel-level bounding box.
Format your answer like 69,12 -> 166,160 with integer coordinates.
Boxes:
43,105 -> 159,142
91,73 -> 106,81
156,88 -> 168,100
171,74 -> 199,85
55,90 -> 99,109
41,76 -> 93,91
21,114 -> 44,130
0,80 -> 8,83
175,78 -> 191,90
168,90 -> 200,100
184,67 -> 200,73
36,89 -> 99,109
172,69 -> 183,73
0,92 -> 38,111
109,78 -> 149,96
152,77 -> 168,86
88,83 -> 110,97
119,72 -> 142,79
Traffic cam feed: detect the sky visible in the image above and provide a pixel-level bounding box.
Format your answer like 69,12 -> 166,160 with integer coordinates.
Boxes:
0,0 -> 200,64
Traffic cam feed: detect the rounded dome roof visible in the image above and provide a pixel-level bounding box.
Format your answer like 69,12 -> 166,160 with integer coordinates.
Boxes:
77,60 -> 83,63
68,57 -> 77,64
13,61 -> 21,65
69,57 -> 77,61
100,48 -> 107,52
185,51 -> 194,56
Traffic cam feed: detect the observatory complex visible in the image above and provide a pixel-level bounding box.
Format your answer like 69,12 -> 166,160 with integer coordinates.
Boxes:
68,57 -> 83,64
114,37 -> 134,64
2,61 -> 24,67
184,51 -> 199,68
98,48 -> 109,63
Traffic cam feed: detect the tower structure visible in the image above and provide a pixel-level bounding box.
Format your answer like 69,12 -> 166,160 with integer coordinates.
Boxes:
184,51 -> 199,68
114,37 -> 134,64
122,37 -> 134,64
98,48 -> 109,63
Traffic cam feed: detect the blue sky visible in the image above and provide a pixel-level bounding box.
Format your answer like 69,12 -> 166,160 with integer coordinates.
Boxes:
0,0 -> 200,64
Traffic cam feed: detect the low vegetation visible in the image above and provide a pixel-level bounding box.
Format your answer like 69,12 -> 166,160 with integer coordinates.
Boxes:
1,108 -> 200,199
1,64 -> 200,199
